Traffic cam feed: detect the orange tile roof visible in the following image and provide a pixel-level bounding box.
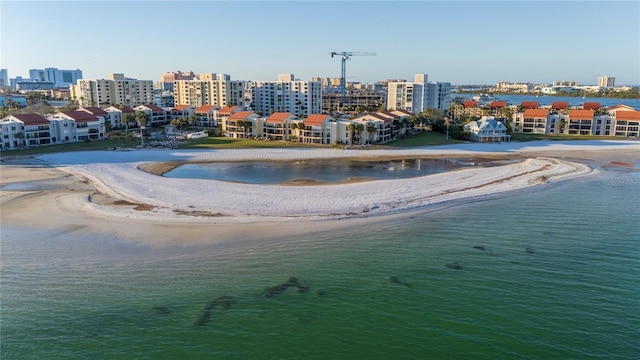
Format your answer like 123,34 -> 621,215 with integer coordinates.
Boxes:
569,109 -> 594,120
11,113 -> 50,125
304,114 -> 330,126
521,101 -> 539,109
615,111 -> 640,121
463,100 -> 478,108
551,101 -> 569,109
266,112 -> 293,124
523,109 -> 549,118
195,105 -> 217,113
228,111 -> 255,120
219,106 -> 239,115
173,104 -> 193,111
490,101 -> 507,109
583,102 -> 600,110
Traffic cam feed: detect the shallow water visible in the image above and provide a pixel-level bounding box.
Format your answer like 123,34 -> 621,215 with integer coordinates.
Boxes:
1,169 -> 639,359
163,158 -> 492,184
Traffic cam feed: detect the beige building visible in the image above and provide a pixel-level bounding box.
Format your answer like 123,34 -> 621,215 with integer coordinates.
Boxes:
173,73 -> 248,108
71,73 -> 153,107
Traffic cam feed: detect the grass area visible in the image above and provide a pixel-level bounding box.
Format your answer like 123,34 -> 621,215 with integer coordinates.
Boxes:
1,137 -> 142,157
509,133 -> 623,142
179,137 -> 322,149
384,131 -> 465,147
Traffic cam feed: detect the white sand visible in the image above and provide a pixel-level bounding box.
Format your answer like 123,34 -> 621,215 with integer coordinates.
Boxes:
31,140 -> 638,222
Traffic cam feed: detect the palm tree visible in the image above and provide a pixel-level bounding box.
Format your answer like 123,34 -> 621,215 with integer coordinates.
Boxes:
444,116 -> 451,141
134,111 -> 149,147
347,123 -> 356,145
122,113 -> 135,134
355,123 -> 364,144
366,123 -> 376,144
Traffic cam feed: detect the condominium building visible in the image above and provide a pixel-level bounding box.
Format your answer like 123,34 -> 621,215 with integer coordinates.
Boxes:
174,73 -> 248,108
251,74 -> 322,117
160,71 -> 195,92
597,76 -> 615,88
426,82 -> 451,110
71,73 -> 153,107
0,69 -> 8,86
386,74 -> 428,114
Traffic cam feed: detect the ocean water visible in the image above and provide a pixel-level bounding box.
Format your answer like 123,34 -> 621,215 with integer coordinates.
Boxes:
454,94 -> 640,109
1,170 -> 639,359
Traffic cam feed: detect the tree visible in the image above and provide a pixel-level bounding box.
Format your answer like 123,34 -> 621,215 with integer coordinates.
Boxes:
366,123 -> 376,144
122,113 -> 135,134
500,106 -> 513,121
347,123 -> 356,145
187,114 -> 200,129
134,111 -> 149,147
444,116 -> 451,141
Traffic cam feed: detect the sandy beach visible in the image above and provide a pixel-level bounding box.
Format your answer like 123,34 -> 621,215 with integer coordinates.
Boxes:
1,140 -> 638,246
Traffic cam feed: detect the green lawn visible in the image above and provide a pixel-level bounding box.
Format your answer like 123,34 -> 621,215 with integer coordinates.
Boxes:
509,133 -> 622,142
1,137 -> 141,158
179,137 -> 322,149
384,131 -> 465,147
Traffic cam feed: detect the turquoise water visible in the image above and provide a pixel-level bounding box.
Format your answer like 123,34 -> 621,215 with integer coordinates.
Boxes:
2,170 -> 639,359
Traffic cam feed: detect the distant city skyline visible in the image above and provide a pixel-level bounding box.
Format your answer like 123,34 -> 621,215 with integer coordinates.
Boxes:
1,1 -> 639,85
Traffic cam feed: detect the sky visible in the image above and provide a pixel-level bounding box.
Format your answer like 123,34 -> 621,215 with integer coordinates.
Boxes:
1,0 -> 639,85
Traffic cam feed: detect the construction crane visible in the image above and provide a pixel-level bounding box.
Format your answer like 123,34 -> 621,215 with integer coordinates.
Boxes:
330,51 -> 376,106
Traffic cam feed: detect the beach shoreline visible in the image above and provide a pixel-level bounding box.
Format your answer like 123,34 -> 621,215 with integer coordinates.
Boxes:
1,140 -> 638,246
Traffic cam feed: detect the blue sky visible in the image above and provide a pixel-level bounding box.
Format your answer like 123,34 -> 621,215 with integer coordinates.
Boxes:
1,1 -> 639,85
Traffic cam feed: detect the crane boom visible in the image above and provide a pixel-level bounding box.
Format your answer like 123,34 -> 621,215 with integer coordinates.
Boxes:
329,51 -> 376,106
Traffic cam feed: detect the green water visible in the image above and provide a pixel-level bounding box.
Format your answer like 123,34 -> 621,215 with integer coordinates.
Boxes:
1,171 -> 639,359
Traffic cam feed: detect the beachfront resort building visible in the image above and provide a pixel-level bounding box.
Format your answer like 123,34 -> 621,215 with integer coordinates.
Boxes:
133,104 -> 168,126
298,114 -> 334,144
464,116 -> 511,142
250,74 -> 322,117
103,105 -> 135,129
49,111 -> 106,141
173,73 -> 248,109
1,114 -> 52,149
611,111 -> 640,137
71,73 -> 153,108
222,111 -> 261,139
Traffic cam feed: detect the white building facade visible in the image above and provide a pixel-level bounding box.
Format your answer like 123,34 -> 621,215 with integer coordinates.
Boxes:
251,74 -> 322,117
387,74 -> 432,114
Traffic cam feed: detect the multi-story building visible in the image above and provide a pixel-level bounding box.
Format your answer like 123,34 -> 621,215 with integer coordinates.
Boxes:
71,73 -> 153,107
251,74 -> 322,117
103,105 -> 135,129
50,111 -> 106,141
174,73 -> 248,108
160,71 -> 195,92
597,76 -> 615,88
298,114 -> 333,144
0,69 -> 8,86
612,111 -> 640,137
133,104 -> 167,126
493,82 -> 532,93
1,114 -> 53,148
387,74 -> 428,114
426,82 -> 451,110
29,68 -> 83,88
